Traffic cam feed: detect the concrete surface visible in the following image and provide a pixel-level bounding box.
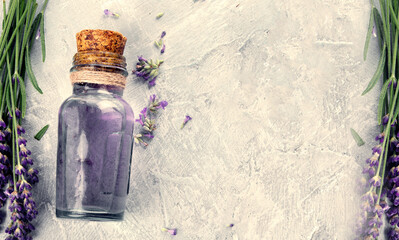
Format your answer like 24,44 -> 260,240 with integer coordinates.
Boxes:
0,0 -> 380,239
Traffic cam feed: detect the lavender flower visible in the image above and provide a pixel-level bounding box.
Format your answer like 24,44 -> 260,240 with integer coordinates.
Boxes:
14,165 -> 25,176
376,132 -> 385,143
161,227 -> 177,235
357,132 -> 391,238
0,143 -> 10,152
383,114 -> 390,125
26,168 -> 39,184
19,145 -> 31,158
135,108 -> 148,127
149,94 -> 168,113
181,115 -> 192,129
149,78 -> 157,87
366,153 -> 379,167
161,44 -> 165,54
390,228 -> 399,240
17,125 -> 25,135
370,176 -> 381,187
133,57 -> 163,87
104,9 -> 120,18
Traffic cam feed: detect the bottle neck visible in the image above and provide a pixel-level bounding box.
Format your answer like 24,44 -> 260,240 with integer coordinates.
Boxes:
73,82 -> 124,96
70,51 -> 128,89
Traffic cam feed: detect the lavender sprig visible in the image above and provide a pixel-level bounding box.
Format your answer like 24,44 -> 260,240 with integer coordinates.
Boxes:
0,0 -> 48,238
359,0 -> 399,236
134,95 -> 168,147
133,56 -> 164,87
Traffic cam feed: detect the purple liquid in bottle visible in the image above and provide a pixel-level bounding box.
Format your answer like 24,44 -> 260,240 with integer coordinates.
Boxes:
56,83 -> 134,220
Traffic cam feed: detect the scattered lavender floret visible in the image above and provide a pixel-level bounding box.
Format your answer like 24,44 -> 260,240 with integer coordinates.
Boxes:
161,44 -> 166,54
156,12 -> 164,19
154,31 -> 166,54
161,227 -> 177,235
133,56 -> 164,87
104,9 -> 120,18
134,95 -> 168,147
181,115 -> 192,129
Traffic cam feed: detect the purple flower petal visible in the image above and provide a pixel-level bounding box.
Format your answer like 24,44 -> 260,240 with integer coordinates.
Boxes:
140,107 -> 148,118
161,44 -> 165,54
0,119 -> 5,129
159,100 -> 168,109
149,78 -> 157,86
150,94 -> 156,103
138,56 -> 147,62
143,133 -> 154,139
104,9 -> 113,16
369,176 -> 381,187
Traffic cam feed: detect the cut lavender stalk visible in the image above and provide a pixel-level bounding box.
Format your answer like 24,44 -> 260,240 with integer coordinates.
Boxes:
134,95 -> 168,147
358,0 -> 399,238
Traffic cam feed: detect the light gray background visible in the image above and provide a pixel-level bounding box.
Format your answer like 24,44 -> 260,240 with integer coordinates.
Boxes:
0,0 -> 379,239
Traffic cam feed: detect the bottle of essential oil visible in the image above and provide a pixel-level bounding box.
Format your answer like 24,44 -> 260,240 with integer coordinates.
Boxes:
56,29 -> 134,220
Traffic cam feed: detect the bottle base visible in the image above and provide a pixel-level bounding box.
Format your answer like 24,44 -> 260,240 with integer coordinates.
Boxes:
56,209 -> 124,221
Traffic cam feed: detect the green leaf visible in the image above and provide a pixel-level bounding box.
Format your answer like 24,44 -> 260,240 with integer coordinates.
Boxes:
5,83 -> 11,114
364,7 -> 375,60
40,0 -> 49,13
39,15 -> 45,62
17,74 -> 26,118
373,8 -> 385,44
29,13 -> 41,45
362,43 -> 386,95
25,45 -> 43,94
377,78 -> 392,124
390,3 -> 399,29
34,124 -> 49,140
350,128 -> 365,146
393,97 -> 399,120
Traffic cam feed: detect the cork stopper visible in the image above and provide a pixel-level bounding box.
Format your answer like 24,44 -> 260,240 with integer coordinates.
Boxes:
76,29 -> 127,55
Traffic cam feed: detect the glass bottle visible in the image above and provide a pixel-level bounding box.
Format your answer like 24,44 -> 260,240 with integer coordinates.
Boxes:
56,30 -> 134,220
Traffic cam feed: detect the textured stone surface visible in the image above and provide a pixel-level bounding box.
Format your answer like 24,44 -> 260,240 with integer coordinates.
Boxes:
0,0 -> 380,239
